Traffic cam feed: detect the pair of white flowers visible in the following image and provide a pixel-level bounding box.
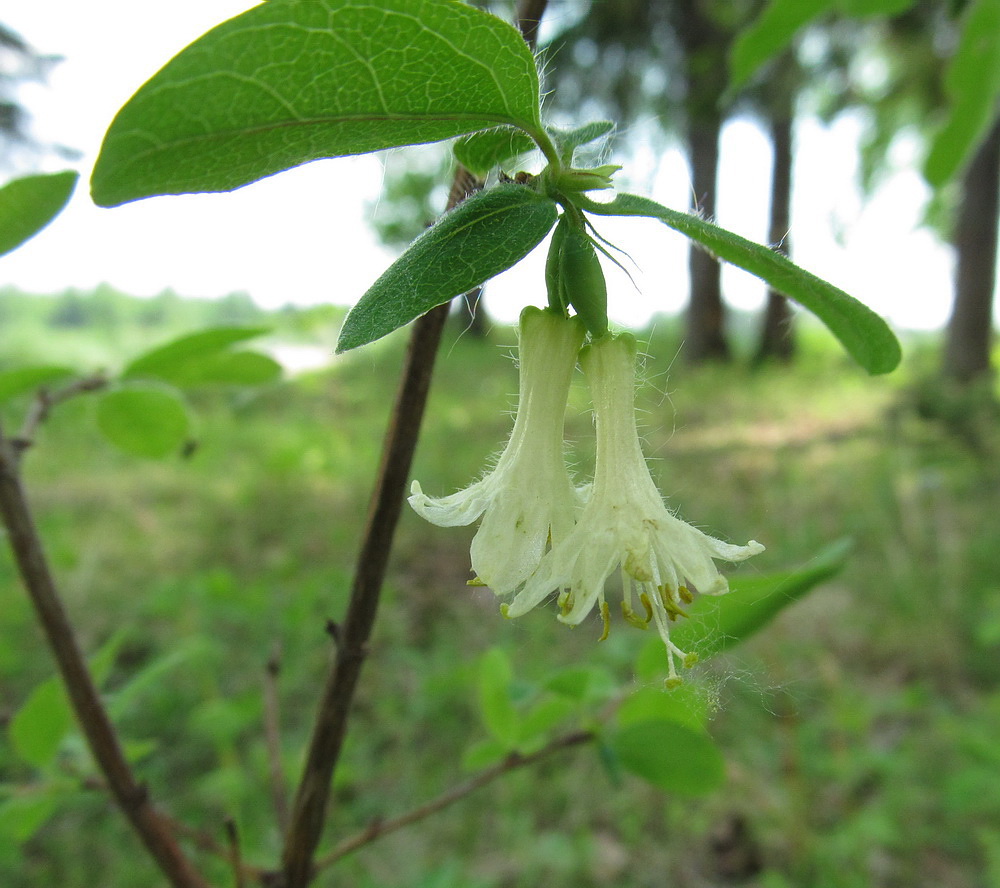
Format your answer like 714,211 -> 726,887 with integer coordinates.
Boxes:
409,307 -> 763,684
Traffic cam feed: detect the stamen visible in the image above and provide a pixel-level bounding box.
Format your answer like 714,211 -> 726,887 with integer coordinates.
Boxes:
678,585 -> 693,604
599,601 -> 611,642
467,576 -> 487,587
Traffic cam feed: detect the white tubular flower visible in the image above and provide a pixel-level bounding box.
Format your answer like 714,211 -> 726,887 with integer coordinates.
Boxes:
408,306 -> 587,595
503,332 -> 764,685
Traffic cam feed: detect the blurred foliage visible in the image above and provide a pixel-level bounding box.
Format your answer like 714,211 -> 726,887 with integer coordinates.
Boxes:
1,291 -> 999,886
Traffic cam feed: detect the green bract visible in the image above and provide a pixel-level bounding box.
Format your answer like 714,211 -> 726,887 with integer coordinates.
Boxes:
91,0 -> 545,206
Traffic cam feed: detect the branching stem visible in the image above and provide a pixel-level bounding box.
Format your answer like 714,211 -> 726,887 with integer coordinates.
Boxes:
0,422 -> 209,888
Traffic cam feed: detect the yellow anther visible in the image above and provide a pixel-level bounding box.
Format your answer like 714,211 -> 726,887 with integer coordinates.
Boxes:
664,676 -> 684,690
599,601 -> 611,642
467,576 -> 487,587
621,601 -> 650,630
678,585 -> 694,604
638,592 -> 654,623
683,652 -> 699,669
499,603 -> 510,618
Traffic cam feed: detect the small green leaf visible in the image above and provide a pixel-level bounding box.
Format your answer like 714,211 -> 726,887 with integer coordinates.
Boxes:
461,738 -> 508,771
91,0 -> 543,206
0,171 -> 77,258
729,0 -> 833,89
518,697 -> 577,746
0,788 -> 61,843
547,121 -> 615,162
337,184 -> 557,352
616,685 -> 708,733
610,719 -> 725,796
0,366 -> 74,404
453,127 -> 538,177
157,351 -> 281,387
580,193 -> 901,374
477,648 -> 519,748
543,666 -> 614,702
9,681 -> 72,770
837,0 -> 916,14
96,386 -> 190,458
924,0 -> 1000,186
123,326 -> 270,381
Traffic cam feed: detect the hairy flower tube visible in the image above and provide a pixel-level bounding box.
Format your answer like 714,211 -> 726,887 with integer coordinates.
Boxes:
409,306 -> 587,595
503,332 -> 764,685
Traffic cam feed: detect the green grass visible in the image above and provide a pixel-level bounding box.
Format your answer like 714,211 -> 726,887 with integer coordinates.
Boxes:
2,301 -> 1000,887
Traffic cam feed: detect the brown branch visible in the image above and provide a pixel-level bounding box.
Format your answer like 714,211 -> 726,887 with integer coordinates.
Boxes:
264,645 -> 290,833
11,372 -> 108,462
0,424 -> 209,888
316,730 -> 595,870
279,6 -> 550,885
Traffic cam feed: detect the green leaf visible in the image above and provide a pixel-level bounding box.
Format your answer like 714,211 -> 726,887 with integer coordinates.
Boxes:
836,0 -> 916,15
0,171 -> 77,258
0,366 -> 74,404
477,648 -> 519,749
123,326 -> 278,387
96,386 -> 190,458
453,127 -> 538,177
9,681 -> 72,770
461,737 -> 508,771
0,788 -> 61,844
610,720 -> 725,796
547,121 -> 615,162
543,666 -> 615,703
663,539 -> 851,667
616,685 -> 708,733
580,193 -> 901,374
337,184 -> 557,352
91,0 -> 543,206
729,0 -> 833,90
518,697 -> 577,746
924,0 -> 1000,187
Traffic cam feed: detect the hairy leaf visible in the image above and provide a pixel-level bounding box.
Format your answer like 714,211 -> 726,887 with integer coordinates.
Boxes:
337,184 -> 557,352
96,387 -> 190,458
0,171 -> 77,258
548,121 -> 615,162
925,0 -> 1000,186
453,127 -> 537,176
92,0 -> 543,206
580,194 -> 901,374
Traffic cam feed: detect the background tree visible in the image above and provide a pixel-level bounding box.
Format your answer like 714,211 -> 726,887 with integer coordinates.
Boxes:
545,0 -> 762,363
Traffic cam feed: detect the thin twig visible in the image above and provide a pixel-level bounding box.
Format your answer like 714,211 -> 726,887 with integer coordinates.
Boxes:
12,372 -> 108,461
0,423 -> 209,888
279,6 -> 549,885
316,730 -> 595,870
264,644 -> 290,833
226,818 -> 246,888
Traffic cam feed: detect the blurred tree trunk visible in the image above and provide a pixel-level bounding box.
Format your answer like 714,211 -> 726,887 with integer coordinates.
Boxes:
756,85 -> 795,363
943,116 -> 1000,383
678,0 -> 730,364
686,111 -> 729,361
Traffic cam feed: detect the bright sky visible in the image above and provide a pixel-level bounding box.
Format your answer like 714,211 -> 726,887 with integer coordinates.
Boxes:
2,0 -> 958,331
